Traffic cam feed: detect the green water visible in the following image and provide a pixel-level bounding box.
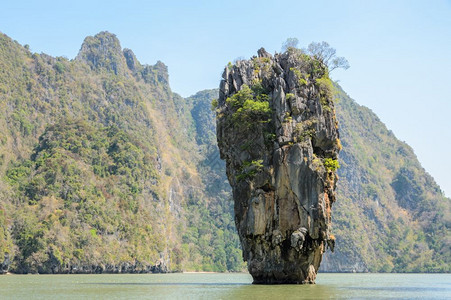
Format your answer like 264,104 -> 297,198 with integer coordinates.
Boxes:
1,273 -> 450,299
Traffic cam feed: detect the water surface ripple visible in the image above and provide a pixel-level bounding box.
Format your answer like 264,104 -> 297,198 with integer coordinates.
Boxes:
1,273 -> 450,299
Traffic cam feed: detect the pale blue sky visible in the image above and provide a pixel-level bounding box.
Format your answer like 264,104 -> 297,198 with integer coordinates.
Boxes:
1,0 -> 450,196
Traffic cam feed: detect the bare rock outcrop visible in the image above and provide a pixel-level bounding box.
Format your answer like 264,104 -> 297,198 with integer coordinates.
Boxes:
216,48 -> 340,284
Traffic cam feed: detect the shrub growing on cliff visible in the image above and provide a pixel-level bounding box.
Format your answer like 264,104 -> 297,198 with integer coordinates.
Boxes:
290,68 -> 309,86
210,98 -> 218,111
324,158 -> 340,172
237,99 -> 270,119
236,160 -> 264,182
226,85 -> 253,108
295,119 -> 317,142
226,85 -> 271,128
316,75 -> 335,112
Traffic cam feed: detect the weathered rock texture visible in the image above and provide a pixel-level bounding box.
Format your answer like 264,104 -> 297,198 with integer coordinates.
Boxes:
216,48 -> 341,283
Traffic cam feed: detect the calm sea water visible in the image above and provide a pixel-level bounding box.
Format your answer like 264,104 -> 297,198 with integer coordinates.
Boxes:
1,273 -> 450,299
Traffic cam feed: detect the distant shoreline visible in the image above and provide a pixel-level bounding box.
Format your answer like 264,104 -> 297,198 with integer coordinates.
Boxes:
183,271 -> 218,274
1,271 -> 449,275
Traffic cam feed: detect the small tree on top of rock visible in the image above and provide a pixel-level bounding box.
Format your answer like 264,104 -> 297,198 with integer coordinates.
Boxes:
281,39 -> 350,73
306,41 -> 350,72
281,38 -> 299,52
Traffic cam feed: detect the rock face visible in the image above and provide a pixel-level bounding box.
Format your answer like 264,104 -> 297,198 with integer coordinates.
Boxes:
76,31 -> 127,75
216,48 -> 340,283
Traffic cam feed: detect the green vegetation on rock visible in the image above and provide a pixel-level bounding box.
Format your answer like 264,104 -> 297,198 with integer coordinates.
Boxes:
236,160 -> 264,182
324,158 -> 340,172
225,84 -> 271,128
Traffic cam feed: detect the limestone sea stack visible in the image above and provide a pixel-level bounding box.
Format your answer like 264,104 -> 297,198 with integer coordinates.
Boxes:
215,48 -> 341,284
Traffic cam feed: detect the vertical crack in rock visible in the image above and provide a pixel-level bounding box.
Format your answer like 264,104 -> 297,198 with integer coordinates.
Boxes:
216,48 -> 341,284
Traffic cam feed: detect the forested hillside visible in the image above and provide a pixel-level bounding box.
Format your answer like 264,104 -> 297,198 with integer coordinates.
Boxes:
0,31 -> 243,274
320,86 -> 450,272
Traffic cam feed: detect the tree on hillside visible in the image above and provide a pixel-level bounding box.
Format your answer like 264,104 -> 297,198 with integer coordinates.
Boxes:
306,41 -> 350,72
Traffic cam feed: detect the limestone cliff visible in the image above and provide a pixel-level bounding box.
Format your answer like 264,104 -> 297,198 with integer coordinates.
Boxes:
216,48 -> 341,283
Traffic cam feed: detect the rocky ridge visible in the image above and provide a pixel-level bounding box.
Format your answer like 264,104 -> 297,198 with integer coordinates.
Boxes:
216,48 -> 341,283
